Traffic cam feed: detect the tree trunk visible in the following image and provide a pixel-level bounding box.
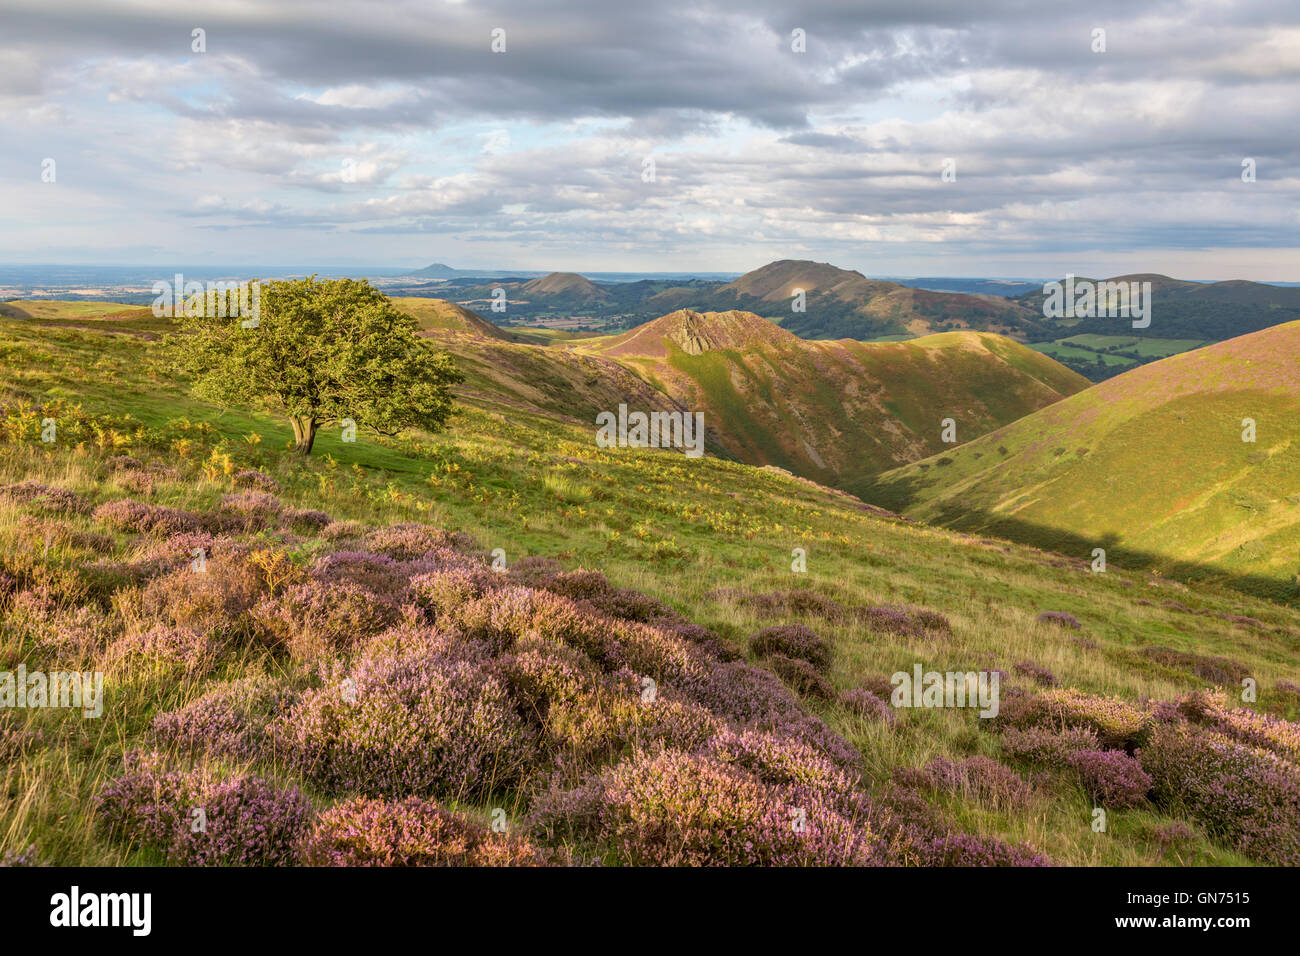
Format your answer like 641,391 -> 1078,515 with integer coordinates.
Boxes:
290,416 -> 319,456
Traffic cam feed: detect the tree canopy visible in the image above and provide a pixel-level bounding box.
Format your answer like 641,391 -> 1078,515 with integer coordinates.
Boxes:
168,276 -> 462,454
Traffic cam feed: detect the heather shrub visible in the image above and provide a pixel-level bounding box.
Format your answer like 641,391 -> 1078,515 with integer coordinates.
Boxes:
533,748 -> 878,866
0,480 -> 90,514
857,604 -> 951,638
320,519 -> 366,541
839,687 -> 896,725
304,796 -> 554,867
93,499 -> 209,536
151,674 -> 296,761
409,566 -> 503,621
1065,749 -> 1152,808
492,637 -> 602,718
231,470 -> 280,492
96,753 -> 310,866
9,592 -> 118,658
996,688 -> 1150,749
1140,646 -> 1250,685
309,550 -> 410,597
914,832 -> 1052,867
251,579 -> 401,658
705,729 -> 863,803
1013,660 -> 1059,687
1139,723 -> 1300,865
1156,690 -> 1300,761
748,624 -> 831,673
766,653 -> 835,701
141,554 -> 268,631
1152,820 -> 1195,857
281,508 -> 331,533
999,725 -> 1100,768
219,491 -> 283,529
1036,611 -> 1081,629
105,454 -> 144,472
362,523 -> 469,560
273,632 -> 535,800
649,615 -> 738,662
0,845 -> 40,867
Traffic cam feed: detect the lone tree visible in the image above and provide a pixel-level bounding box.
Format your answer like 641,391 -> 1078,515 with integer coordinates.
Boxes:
170,276 -> 462,455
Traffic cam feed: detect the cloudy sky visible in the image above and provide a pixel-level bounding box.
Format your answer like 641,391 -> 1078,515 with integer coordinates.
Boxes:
2,0 -> 1298,277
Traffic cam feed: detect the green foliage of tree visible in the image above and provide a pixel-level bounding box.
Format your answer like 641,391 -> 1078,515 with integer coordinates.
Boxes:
167,276 -> 463,455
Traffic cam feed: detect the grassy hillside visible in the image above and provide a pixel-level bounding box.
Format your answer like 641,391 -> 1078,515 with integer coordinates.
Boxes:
869,322 -> 1300,603
575,310 -> 1090,496
390,296 -> 522,342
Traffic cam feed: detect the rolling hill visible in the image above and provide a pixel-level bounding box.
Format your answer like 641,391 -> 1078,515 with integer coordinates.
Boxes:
643,260 -> 1045,340
570,309 -> 1089,494
389,296 -> 522,341
868,321 -> 1300,601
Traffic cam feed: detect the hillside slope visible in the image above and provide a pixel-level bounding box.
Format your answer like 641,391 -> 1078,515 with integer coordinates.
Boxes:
574,309 -> 1090,494
390,296 -> 522,341
869,321 -> 1300,600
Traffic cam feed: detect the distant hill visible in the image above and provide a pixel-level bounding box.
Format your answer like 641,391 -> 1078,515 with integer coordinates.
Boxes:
570,309 -> 1089,492
868,321 -> 1300,600
641,260 -> 1047,341
1013,274 -> 1300,382
405,263 -> 546,279
388,297 -> 522,342
519,272 -> 610,301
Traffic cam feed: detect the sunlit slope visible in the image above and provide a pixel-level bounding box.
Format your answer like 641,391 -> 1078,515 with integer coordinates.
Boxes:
869,322 -> 1300,599
575,310 -> 1090,493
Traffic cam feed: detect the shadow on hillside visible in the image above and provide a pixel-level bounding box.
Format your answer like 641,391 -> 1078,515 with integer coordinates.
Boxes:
867,494 -> 1299,609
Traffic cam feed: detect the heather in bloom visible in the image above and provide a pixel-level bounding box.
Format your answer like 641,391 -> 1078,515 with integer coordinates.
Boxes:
96,752 -> 310,866
231,470 -> 280,492
281,508 -> 331,533
1156,690 -> 1300,761
857,604 -> 951,638
748,624 -> 832,673
273,631 -> 535,800
996,688 -> 1150,749
0,481 -> 90,515
1012,660 -> 1059,687
766,653 -> 835,701
304,796 -> 555,866
252,579 -> 401,658
839,687 -> 897,726
914,832 -> 1052,867
533,747 -> 879,866
999,725 -> 1101,768
1139,723 -> 1300,865
151,674 -> 296,761
219,491 -> 283,530
0,845 -> 40,867
93,499 -> 211,536
141,554 -> 269,632
1065,749 -> 1152,808
361,523 -> 470,560
320,519 -> 367,541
